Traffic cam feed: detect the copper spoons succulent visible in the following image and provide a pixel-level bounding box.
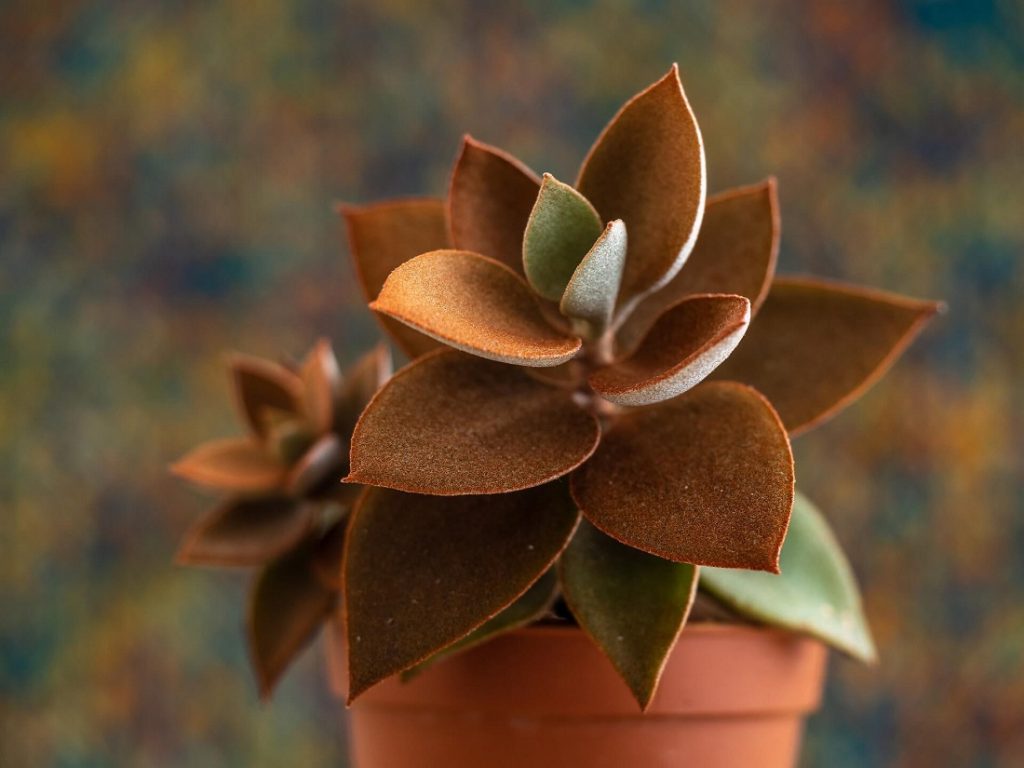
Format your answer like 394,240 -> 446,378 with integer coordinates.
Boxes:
175,65 -> 940,709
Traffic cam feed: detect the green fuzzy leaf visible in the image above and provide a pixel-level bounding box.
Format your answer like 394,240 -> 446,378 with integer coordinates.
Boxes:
560,521 -> 698,710
401,568 -> 558,681
701,491 -> 876,662
560,219 -> 627,335
523,174 -> 603,301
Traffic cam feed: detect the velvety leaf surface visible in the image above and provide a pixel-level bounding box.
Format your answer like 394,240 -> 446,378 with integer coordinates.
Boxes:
577,65 -> 705,309
229,355 -> 304,438
560,219 -> 627,334
712,278 -> 943,434
348,350 -> 600,495
171,438 -> 287,492
371,250 -> 581,367
448,136 -> 541,273
300,339 -> 341,436
572,381 -> 794,570
340,198 -> 450,358
343,484 -> 580,700
701,491 -> 876,661
285,433 -> 344,497
333,343 -> 392,436
617,180 -> 779,356
248,540 -> 336,697
176,496 -> 313,567
560,521 -> 698,710
590,294 -> 750,406
403,568 -> 559,680
523,174 -> 604,301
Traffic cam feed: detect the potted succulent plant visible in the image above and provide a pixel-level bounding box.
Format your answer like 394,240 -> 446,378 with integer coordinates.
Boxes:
174,65 -> 940,767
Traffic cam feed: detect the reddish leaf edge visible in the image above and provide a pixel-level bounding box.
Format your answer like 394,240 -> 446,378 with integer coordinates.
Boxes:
341,495 -> 582,705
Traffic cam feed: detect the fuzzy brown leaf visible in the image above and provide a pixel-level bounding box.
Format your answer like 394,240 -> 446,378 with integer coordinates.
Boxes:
448,136 -> 541,273
176,496 -> 313,568
371,250 -> 581,367
340,198 -> 450,357
248,541 -> 336,697
347,350 -> 600,495
230,355 -> 304,438
577,64 -> 705,310
590,294 -> 750,406
343,484 -> 579,701
618,179 -> 779,356
300,339 -> 342,435
171,438 -> 287,492
712,277 -> 943,434
572,381 -> 794,570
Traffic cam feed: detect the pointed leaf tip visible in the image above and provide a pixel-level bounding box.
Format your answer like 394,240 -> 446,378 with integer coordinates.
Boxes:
248,541 -> 336,698
560,219 -> 628,334
577,66 -> 706,310
171,437 -> 287,493
572,381 -> 793,570
371,250 -> 581,367
561,522 -> 698,709
340,198 -> 449,358
176,496 -> 312,568
344,485 -> 579,701
701,491 -> 877,662
449,137 -> 541,274
523,174 -> 604,301
229,355 -> 305,438
712,277 -> 943,434
618,179 -> 779,357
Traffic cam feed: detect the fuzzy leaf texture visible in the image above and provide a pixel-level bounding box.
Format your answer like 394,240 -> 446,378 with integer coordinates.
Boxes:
523,174 -> 604,301
700,491 -> 876,661
560,521 -> 698,710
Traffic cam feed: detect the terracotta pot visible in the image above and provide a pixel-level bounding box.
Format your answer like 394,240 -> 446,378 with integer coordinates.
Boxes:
333,624 -> 827,768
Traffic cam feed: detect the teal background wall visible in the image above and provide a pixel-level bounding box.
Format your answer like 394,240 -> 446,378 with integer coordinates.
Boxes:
2,1 -> 1022,765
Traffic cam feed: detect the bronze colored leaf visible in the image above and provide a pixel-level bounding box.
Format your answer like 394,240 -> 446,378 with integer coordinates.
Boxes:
560,521 -> 698,710
248,540 -> 337,697
712,278 -> 943,434
560,219 -> 628,335
343,484 -> 580,701
577,64 -> 706,310
572,381 -> 794,571
402,568 -> 559,681
448,136 -> 541,273
171,438 -> 287,492
371,250 -> 582,367
347,350 -> 600,495
618,179 -> 779,356
229,354 -> 305,438
176,496 -> 313,567
339,198 -> 449,358
523,174 -> 604,301
334,343 -> 393,437
590,294 -> 750,406
300,339 -> 342,436
286,433 -> 345,497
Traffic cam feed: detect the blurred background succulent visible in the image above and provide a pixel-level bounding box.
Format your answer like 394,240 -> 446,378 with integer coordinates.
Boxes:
172,341 -> 390,696
340,67 -> 940,708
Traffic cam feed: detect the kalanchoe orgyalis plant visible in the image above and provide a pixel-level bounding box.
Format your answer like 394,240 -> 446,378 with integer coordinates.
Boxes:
339,64 -> 941,709
172,340 -> 391,696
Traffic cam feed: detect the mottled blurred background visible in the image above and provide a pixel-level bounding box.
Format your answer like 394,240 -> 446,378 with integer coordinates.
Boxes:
2,0 -> 1022,765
